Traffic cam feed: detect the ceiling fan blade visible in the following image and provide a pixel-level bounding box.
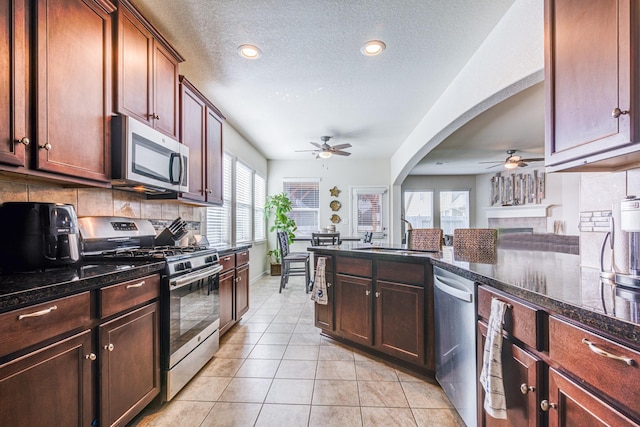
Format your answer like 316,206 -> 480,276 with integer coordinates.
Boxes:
485,163 -> 503,169
518,162 -> 529,167
333,150 -> 351,156
331,143 -> 352,150
295,149 -> 319,152
520,157 -> 544,162
309,142 -> 323,149
478,161 -> 503,164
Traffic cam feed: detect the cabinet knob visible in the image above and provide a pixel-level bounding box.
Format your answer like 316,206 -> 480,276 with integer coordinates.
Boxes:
375,291 -> 380,298
149,113 -> 160,120
39,142 -> 52,151
206,189 -> 212,194
105,343 -> 114,352
365,290 -> 370,296
540,400 -> 557,412
327,282 -> 332,288
85,353 -> 97,361
235,277 -> 241,282
612,107 -> 630,118
18,137 -> 30,146
520,383 -> 535,394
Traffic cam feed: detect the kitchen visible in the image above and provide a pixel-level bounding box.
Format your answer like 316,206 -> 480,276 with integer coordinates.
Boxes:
1,0 -> 639,426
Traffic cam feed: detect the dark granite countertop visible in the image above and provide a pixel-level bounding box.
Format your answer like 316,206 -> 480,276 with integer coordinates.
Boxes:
310,243 -> 640,347
216,244 -> 252,257
0,260 -> 166,314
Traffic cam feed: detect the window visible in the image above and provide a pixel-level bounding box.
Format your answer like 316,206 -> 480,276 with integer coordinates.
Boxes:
235,161 -> 253,243
205,153 -> 232,246
352,187 -> 388,240
283,179 -> 320,235
404,191 -> 434,228
440,190 -> 470,235
254,174 -> 266,241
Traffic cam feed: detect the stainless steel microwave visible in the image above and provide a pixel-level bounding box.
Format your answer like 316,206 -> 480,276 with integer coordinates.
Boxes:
111,115 -> 189,194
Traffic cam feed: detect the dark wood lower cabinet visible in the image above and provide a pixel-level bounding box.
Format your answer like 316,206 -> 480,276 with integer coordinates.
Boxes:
335,273 -> 373,346
0,330 -> 93,427
546,368 -> 637,427
99,302 -> 160,427
219,269 -> 235,335
478,321 -> 542,427
375,279 -> 425,365
235,264 -> 249,319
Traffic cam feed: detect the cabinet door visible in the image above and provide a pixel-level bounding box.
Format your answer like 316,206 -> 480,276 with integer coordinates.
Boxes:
375,280 -> 425,365
116,4 -> 153,126
478,321 -> 542,427
0,0 -> 26,166
314,256 -> 334,331
180,80 -> 207,202
99,302 -> 160,427
545,0 -> 634,169
153,42 -> 179,139
0,330 -> 93,427
235,264 -> 250,319
206,107 -> 224,204
546,368 -> 637,426
219,270 -> 235,335
35,0 -> 112,182
335,273 -> 373,346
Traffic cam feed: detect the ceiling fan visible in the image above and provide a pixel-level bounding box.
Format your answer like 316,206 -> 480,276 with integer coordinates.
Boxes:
480,149 -> 544,169
296,136 -> 352,159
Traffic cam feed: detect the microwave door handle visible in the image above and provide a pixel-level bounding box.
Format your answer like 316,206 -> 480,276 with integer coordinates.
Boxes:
169,152 -> 181,185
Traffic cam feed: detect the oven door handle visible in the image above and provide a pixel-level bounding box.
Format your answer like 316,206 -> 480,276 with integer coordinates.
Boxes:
169,264 -> 223,289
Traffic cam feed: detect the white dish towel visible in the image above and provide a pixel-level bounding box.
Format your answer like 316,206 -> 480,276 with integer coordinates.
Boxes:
479,298 -> 509,419
310,257 -> 328,305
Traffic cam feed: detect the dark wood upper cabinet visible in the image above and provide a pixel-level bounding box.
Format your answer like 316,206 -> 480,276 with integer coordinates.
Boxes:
0,0 -> 27,167
176,76 -> 225,205
545,0 -> 640,172
115,0 -> 183,139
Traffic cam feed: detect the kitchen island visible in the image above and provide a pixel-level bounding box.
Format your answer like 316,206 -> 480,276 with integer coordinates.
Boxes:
309,242 -> 640,425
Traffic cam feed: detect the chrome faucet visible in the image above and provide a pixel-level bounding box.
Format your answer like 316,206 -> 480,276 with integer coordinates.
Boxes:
401,217 -> 413,248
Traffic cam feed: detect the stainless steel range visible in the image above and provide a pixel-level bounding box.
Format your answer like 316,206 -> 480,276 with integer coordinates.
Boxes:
78,216 -> 223,401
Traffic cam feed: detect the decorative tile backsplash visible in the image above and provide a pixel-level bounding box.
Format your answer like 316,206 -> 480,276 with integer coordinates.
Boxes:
0,178 -> 204,236
578,210 -> 612,232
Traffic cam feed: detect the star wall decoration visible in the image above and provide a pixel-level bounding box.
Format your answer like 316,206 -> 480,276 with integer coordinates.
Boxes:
329,186 -> 341,197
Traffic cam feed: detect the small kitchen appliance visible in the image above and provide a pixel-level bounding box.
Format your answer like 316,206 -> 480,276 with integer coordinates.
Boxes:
79,216 -> 222,401
0,202 -> 81,272
616,196 -> 640,289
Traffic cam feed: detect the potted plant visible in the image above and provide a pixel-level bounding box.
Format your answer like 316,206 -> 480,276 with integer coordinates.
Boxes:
265,192 -> 297,276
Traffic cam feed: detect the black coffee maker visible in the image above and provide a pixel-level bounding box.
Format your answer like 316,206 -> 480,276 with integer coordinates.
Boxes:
0,202 -> 81,272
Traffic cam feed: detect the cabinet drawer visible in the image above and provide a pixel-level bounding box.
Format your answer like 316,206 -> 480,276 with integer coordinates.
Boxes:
219,253 -> 235,272
0,292 -> 91,358
549,316 -> 640,417
477,286 -> 542,350
236,250 -> 249,266
336,256 -> 372,277
377,260 -> 424,285
99,274 -> 160,319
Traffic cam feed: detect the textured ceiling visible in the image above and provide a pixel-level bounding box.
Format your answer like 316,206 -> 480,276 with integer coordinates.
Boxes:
132,0 -> 520,168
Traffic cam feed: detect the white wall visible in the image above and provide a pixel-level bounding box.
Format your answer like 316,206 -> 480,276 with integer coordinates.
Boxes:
474,169 -> 580,235
267,158 -> 390,255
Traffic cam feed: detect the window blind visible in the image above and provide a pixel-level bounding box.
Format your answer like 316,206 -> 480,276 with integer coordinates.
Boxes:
235,161 -> 253,243
283,179 -> 320,234
205,153 -> 232,246
353,187 -> 387,238
254,174 -> 266,241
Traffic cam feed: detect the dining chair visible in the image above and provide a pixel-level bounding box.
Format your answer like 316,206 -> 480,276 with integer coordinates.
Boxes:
311,232 -> 341,246
277,231 -> 310,293
453,228 -> 498,262
410,228 -> 443,251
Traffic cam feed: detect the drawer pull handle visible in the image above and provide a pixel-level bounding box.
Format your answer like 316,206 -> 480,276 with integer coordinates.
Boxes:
520,383 -> 535,394
18,305 -> 58,320
126,280 -> 145,289
540,400 -> 557,412
581,338 -> 635,366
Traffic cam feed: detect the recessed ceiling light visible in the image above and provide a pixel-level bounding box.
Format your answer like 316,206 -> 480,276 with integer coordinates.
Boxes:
238,44 -> 262,59
360,40 -> 386,56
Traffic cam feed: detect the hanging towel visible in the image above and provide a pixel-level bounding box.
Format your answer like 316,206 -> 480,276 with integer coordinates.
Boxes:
479,298 -> 508,420
310,257 -> 328,305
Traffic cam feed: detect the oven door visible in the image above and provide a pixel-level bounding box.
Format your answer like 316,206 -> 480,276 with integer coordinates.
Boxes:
167,264 -> 222,369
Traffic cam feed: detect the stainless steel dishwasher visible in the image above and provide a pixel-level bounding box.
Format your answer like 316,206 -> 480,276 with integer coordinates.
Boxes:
433,266 -> 477,427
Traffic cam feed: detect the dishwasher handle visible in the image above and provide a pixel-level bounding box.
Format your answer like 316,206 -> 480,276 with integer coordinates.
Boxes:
434,274 -> 473,302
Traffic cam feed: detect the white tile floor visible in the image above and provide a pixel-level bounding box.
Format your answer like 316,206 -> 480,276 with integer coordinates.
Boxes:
130,274 -> 465,427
